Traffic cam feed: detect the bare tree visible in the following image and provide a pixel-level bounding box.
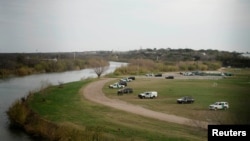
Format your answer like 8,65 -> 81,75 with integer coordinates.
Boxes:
88,58 -> 109,78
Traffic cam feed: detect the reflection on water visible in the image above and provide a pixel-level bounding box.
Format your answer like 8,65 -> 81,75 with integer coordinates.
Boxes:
0,61 -> 127,141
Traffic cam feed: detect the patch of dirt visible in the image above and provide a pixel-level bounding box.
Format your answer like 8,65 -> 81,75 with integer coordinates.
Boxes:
82,78 -> 208,129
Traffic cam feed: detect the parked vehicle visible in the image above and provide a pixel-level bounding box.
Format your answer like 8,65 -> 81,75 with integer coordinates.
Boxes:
138,91 -> 158,99
120,77 -> 133,82
119,81 -> 127,86
165,76 -> 174,79
177,96 -> 194,104
223,72 -> 233,76
128,76 -> 135,80
109,83 -> 125,89
209,102 -> 229,110
154,73 -> 162,77
145,73 -> 154,77
117,87 -> 133,95
181,72 -> 194,76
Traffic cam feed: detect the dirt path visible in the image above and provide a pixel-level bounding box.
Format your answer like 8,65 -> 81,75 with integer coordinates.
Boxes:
82,78 -> 208,129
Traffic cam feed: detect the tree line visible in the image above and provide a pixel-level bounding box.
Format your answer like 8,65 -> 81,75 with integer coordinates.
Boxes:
1,49 -> 249,78
0,52 -> 110,78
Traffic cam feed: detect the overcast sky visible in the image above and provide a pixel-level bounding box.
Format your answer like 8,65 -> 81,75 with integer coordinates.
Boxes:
0,0 -> 249,53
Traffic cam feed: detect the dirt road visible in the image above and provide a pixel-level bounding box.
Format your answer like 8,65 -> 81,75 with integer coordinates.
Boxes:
82,78 -> 208,129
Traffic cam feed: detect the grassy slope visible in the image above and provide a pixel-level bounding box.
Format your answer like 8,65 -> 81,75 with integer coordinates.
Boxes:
28,79 -> 206,141
28,68 -> 250,141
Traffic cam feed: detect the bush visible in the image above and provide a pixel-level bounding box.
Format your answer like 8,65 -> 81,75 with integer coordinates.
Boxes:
6,97 -> 29,126
16,67 -> 33,76
6,93 -> 110,141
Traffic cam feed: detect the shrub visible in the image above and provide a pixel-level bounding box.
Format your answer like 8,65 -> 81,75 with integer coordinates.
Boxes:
16,67 -> 33,76
6,94 -> 109,141
6,97 -> 29,126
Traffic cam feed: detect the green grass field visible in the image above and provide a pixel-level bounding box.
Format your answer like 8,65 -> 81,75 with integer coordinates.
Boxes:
104,78 -> 250,124
104,69 -> 250,124
28,68 -> 250,141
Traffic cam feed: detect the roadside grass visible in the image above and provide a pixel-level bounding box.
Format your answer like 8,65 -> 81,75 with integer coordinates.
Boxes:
28,78 -> 207,141
104,69 -> 250,125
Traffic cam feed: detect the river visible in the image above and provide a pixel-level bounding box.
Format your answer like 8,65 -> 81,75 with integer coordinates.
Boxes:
0,61 -> 127,141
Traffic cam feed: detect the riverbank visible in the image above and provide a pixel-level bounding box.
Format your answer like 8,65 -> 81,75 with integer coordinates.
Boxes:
1,61 -> 127,141
7,68 -> 250,140
6,78 -> 208,141
6,79 -> 117,141
7,67 -> 250,140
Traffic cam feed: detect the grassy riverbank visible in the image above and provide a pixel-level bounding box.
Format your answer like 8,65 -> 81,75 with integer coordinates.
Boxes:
6,68 -> 250,141
7,78 -> 207,141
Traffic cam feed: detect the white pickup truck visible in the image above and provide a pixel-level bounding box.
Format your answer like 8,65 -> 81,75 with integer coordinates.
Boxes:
209,102 -> 229,110
120,77 -> 133,82
138,91 -> 158,99
109,83 -> 125,89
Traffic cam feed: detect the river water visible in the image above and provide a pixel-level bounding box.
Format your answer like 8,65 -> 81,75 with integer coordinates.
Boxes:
0,61 -> 127,141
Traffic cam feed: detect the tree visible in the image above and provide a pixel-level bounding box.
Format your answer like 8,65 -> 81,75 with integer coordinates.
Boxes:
88,58 -> 109,78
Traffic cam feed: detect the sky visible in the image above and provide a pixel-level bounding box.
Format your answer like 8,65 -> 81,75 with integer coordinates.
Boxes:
0,0 -> 249,53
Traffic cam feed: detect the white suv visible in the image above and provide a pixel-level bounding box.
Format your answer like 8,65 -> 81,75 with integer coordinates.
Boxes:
138,91 -> 158,99
109,83 -> 125,89
209,102 -> 229,110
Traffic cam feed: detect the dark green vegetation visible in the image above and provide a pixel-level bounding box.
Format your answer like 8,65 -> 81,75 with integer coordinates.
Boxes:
0,52 -> 110,78
1,49 -> 250,78
7,68 -> 250,141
